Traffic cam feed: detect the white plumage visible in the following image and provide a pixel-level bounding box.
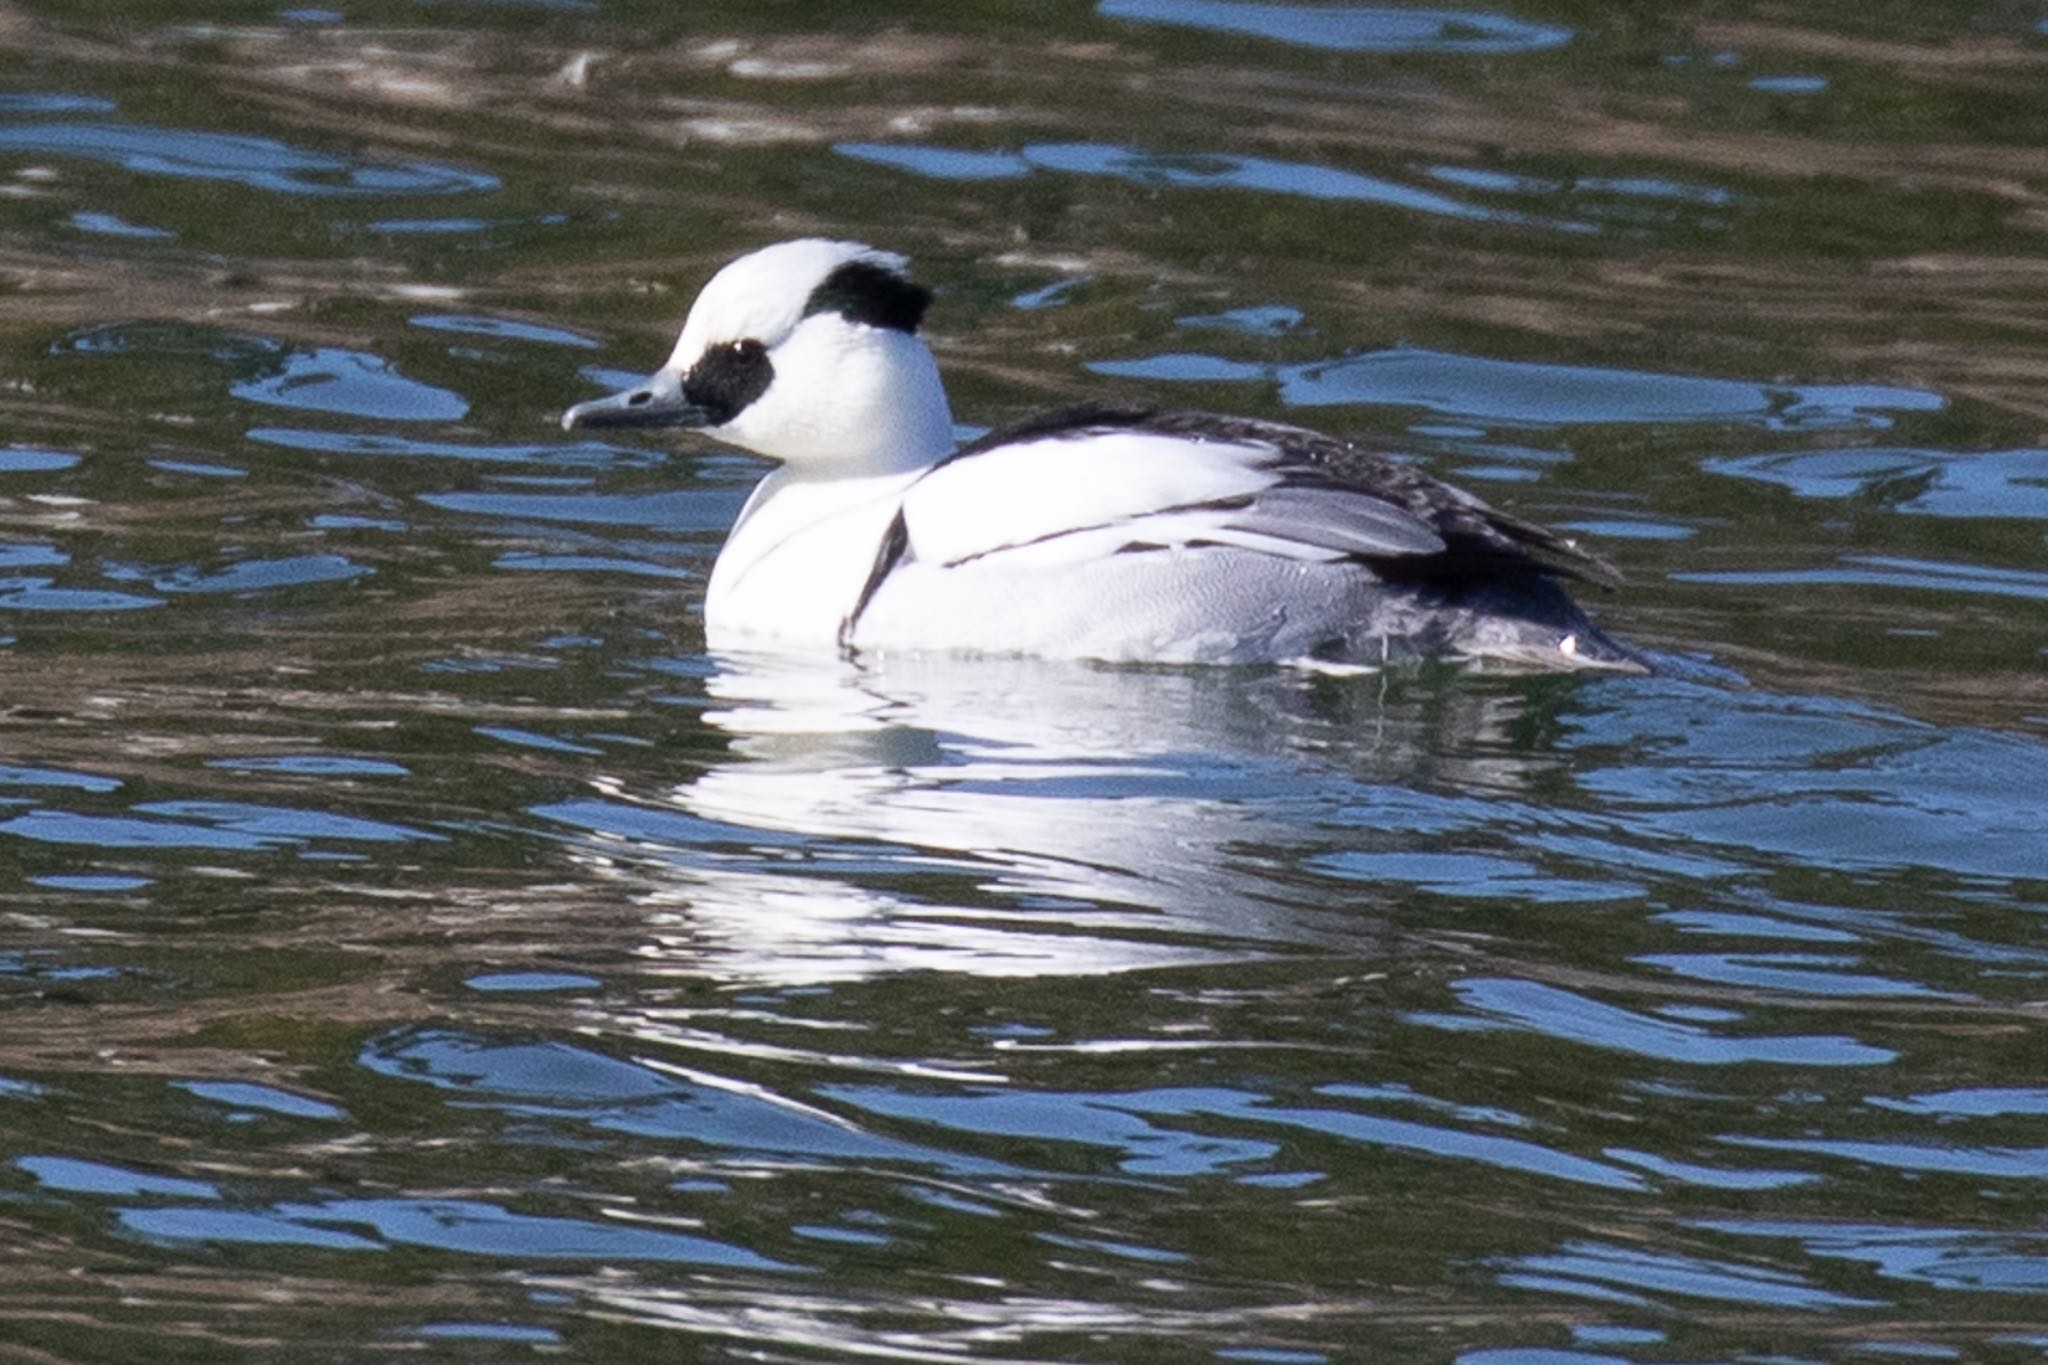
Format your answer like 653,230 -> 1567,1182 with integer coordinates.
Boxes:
562,239 -> 1633,670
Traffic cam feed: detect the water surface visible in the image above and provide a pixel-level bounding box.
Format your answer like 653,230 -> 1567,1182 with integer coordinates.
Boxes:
3,2 -> 2048,1361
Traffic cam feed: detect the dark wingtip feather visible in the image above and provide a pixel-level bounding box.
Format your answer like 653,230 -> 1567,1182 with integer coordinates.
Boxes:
1481,511 -> 1626,590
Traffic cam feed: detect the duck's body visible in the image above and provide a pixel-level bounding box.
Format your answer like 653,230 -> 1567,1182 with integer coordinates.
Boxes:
563,240 -> 1633,670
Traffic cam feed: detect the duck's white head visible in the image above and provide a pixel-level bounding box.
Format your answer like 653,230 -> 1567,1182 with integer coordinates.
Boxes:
561,239 -> 954,474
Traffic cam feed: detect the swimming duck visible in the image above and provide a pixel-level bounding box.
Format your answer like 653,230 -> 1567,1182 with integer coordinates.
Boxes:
561,239 -> 1632,669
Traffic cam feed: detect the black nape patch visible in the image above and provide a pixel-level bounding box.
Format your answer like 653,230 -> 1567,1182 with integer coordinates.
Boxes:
802,260 -> 931,333
683,338 -> 773,425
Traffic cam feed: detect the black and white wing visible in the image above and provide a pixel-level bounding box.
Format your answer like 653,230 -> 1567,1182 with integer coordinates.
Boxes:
895,403 -> 1620,587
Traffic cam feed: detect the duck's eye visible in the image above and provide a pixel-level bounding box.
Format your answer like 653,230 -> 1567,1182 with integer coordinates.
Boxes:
682,336 -> 775,426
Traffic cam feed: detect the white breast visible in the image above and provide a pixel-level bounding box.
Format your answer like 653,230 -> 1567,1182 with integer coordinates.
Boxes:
703,467 -> 919,647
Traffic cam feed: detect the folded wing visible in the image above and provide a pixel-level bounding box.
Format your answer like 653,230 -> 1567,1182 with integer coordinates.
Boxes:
896,404 -> 1618,586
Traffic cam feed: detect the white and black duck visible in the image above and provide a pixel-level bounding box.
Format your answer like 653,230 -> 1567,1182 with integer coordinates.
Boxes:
561,239 -> 1635,670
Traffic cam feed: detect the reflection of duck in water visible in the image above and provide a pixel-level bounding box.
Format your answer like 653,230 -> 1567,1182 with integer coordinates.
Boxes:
622,652 -> 1577,984
564,239 -> 1635,670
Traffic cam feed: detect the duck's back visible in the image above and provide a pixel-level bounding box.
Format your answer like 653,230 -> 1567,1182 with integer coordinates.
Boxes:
847,406 -> 1635,669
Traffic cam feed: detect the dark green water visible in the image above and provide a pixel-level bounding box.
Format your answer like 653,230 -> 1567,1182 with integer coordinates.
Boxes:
4,2 -> 2048,1361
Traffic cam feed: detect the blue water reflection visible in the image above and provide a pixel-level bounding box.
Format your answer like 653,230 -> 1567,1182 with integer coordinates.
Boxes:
1751,74 -> 1831,95
206,756 -> 409,777
119,1207 -> 381,1250
827,1085 -> 1279,1177
50,324 -> 470,423
1,799 -> 437,851
1599,1148 -> 1817,1191
69,210 -> 174,239
1179,304 -> 1306,334
104,554 -> 370,595
55,321 -> 272,361
118,1198 -> 789,1267
0,765 -> 121,793
838,141 -> 1525,223
836,139 -> 1756,234
421,488 -> 739,530
1695,1219 -> 2048,1294
1706,446 -> 2048,520
1568,682 -> 2048,881
136,801 -> 436,843
1099,0 -> 1573,53
0,92 -> 117,115
231,348 -> 468,421
465,971 -> 601,992
148,458 -> 243,478
0,449 -> 80,473
1870,1088 -> 2048,1118
1430,166 -> 1736,207
411,314 -> 600,348
1092,347 -> 1943,429
837,144 -> 1030,181
1498,1239 -> 1880,1309
250,426 -> 653,468
1678,556 -> 2048,603
0,951 -> 117,982
19,1155 -> 219,1200
412,1323 -> 561,1344
0,811 -> 268,850
366,216 -> 494,234
0,584 -> 163,612
1722,1136 -> 2048,1180
1634,952 -> 1957,999
1425,164 -> 1742,230
28,874 -> 150,892
1417,977 -> 1895,1066
360,1029 -> 1011,1175
1032,142 -> 1509,219
176,1080 -> 348,1121
0,122 -> 497,196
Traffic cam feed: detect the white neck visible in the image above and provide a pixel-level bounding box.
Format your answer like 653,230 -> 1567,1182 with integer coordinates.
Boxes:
719,321 -> 956,478
700,316 -> 959,646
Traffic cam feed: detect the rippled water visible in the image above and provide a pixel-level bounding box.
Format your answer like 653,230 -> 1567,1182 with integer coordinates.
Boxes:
4,2 -> 2048,1361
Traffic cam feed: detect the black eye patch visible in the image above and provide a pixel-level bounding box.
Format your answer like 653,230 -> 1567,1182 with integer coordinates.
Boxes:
682,338 -> 773,426
801,260 -> 931,333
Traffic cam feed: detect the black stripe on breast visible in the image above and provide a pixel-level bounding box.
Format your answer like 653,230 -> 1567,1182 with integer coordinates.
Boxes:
840,508 -> 912,649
